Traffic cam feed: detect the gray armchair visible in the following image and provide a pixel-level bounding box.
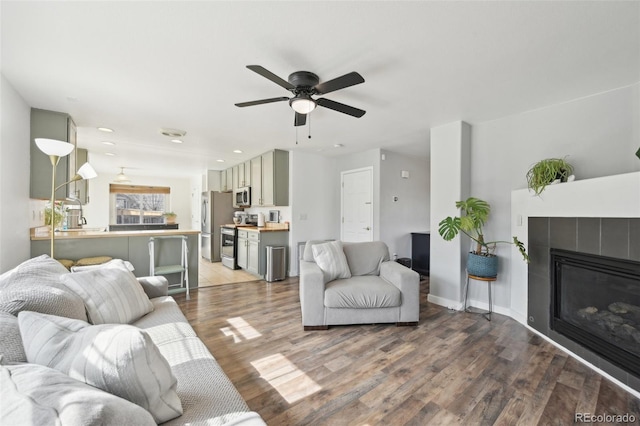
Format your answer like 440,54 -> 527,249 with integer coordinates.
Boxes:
299,240 -> 420,330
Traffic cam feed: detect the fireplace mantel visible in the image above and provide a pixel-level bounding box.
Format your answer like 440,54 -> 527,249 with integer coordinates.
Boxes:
511,171 -> 640,323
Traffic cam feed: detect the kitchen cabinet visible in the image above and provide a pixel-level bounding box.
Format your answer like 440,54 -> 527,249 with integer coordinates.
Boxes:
226,168 -> 233,192
30,108 -> 77,200
243,160 -> 251,187
72,148 -> 89,204
202,170 -> 221,192
220,169 -> 228,192
236,229 -> 289,278
251,149 -> 289,207
237,230 -> 249,269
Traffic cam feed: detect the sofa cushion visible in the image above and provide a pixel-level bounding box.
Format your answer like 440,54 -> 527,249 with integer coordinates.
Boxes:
312,241 -> 352,282
342,241 -> 390,276
134,296 -> 197,345
71,258 -> 135,273
1,363 -> 156,426
0,312 -> 26,363
0,255 -> 87,321
324,276 -> 401,309
60,267 -> 154,324
18,311 -> 182,423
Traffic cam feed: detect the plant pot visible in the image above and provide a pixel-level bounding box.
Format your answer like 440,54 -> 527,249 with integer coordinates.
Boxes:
467,252 -> 498,278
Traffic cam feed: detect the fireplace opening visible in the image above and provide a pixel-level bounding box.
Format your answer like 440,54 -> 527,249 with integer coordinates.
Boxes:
550,249 -> 640,378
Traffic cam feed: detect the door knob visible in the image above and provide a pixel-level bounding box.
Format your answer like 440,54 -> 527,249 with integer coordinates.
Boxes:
364,227 -> 371,230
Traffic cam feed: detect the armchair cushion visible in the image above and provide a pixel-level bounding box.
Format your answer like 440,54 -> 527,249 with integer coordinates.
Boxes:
324,276 -> 401,309
311,241 -> 351,282
342,241 -> 390,276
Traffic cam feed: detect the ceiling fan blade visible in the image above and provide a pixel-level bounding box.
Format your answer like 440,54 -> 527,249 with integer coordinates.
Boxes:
316,98 -> 366,118
314,72 -> 365,95
246,65 -> 295,90
294,112 -> 306,127
235,97 -> 289,107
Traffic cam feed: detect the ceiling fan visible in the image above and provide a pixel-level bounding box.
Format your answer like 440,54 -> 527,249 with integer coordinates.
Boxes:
235,65 -> 366,126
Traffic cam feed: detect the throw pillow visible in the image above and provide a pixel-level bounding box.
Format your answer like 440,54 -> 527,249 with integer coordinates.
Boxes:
18,311 -> 182,423
60,266 -> 154,324
71,258 -> 135,273
0,255 -> 86,321
1,363 -> 156,426
311,240 -> 352,282
0,312 -> 26,363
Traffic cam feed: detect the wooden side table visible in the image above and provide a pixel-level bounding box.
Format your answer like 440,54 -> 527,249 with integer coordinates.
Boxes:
463,274 -> 496,321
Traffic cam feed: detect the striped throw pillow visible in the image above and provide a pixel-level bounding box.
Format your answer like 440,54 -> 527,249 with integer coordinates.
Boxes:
311,241 -> 352,282
60,267 -> 153,324
18,311 -> 182,424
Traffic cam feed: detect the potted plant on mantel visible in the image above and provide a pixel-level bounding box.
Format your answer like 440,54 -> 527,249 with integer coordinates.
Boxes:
438,197 -> 529,278
526,157 -> 574,196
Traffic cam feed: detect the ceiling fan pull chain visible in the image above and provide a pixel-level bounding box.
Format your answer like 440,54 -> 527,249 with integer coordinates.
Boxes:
308,113 -> 312,139
295,126 -> 298,145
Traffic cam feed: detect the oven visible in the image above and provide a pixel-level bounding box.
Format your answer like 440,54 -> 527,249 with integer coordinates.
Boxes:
220,226 -> 238,269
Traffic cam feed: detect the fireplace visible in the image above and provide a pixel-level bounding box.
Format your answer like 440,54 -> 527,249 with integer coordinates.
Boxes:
550,249 -> 640,378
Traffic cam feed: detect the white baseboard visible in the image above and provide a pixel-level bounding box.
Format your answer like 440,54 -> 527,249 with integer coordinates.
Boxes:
427,294 -> 512,317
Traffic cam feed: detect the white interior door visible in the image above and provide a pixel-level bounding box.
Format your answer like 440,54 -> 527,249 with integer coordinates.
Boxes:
341,167 -> 373,242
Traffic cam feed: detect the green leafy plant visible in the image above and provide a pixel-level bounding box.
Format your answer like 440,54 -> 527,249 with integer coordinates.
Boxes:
636,146 -> 640,160
44,201 -> 64,227
438,197 -> 529,262
526,157 -> 574,196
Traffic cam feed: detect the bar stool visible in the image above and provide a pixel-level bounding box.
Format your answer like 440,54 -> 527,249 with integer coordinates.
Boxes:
149,236 -> 189,298
463,273 -> 496,321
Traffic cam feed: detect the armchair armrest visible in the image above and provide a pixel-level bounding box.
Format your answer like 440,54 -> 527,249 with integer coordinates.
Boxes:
299,260 -> 326,327
137,276 -> 169,298
380,261 -> 420,322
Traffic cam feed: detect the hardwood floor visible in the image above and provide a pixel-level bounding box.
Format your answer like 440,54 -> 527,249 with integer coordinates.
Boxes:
174,278 -> 640,425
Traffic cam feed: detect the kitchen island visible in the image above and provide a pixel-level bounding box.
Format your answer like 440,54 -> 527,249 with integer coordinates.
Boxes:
30,228 -> 200,289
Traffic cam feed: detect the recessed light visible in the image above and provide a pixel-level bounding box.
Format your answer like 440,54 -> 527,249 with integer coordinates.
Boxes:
102,141 -> 115,146
98,127 -> 114,133
160,128 -> 186,137
334,144 -> 344,148
105,152 -> 116,156
233,150 -> 243,154
171,139 -> 183,144
216,159 -> 225,163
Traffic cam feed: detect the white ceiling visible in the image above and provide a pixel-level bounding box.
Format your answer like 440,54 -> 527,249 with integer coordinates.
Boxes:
2,1 -> 638,179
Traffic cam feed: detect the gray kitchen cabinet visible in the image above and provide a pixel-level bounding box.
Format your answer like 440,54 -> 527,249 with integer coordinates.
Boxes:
238,162 -> 248,187
30,108 -> 77,200
247,231 -> 260,275
72,148 -> 89,204
251,149 -> 289,207
226,168 -> 233,192
220,169 -> 228,192
237,229 -> 288,278
244,160 -> 251,187
250,156 -> 262,206
237,230 -> 248,269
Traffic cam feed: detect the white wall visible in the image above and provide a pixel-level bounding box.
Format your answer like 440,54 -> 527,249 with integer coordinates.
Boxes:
0,74 -> 31,272
83,173 -> 195,230
289,151 -> 338,275
379,149 -> 430,258
470,83 -> 640,313
429,121 -> 471,307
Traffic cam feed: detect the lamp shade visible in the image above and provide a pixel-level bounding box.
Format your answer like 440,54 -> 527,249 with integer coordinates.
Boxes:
290,96 -> 316,114
77,162 -> 98,180
35,138 -> 75,157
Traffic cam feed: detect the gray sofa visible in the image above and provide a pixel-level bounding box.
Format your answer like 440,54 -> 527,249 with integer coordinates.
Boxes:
299,240 -> 420,330
0,255 -> 265,426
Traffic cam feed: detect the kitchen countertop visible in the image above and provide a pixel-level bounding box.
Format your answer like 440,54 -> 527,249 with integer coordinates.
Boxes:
222,224 -> 289,232
30,227 -> 200,241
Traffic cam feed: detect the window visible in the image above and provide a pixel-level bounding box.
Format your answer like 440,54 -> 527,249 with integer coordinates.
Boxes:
109,184 -> 170,224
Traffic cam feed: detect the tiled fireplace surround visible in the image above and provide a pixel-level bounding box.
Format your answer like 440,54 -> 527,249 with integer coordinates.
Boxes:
527,217 -> 640,392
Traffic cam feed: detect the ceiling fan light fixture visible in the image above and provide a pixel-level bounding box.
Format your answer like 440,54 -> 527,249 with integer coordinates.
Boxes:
290,96 -> 316,114
115,167 -> 131,183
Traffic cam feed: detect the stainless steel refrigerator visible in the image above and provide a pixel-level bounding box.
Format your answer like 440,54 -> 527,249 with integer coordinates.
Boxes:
201,191 -> 238,262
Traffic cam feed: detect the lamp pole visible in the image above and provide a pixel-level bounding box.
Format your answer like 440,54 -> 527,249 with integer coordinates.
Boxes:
48,154 -> 61,258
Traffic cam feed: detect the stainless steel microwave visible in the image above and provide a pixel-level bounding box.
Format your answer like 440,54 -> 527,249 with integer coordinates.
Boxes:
234,187 -> 251,207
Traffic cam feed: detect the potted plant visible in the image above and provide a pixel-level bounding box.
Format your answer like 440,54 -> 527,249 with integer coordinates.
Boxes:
526,157 -> 574,196
438,197 -> 529,278
163,212 -> 177,224
44,201 -> 64,229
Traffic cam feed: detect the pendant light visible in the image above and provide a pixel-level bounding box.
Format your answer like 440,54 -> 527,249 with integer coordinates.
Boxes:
115,167 -> 131,183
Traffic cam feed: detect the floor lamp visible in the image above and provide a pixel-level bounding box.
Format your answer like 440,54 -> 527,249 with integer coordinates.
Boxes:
35,138 -> 98,259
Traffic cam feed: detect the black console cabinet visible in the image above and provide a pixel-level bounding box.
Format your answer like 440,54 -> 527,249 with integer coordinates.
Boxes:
411,232 -> 430,276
